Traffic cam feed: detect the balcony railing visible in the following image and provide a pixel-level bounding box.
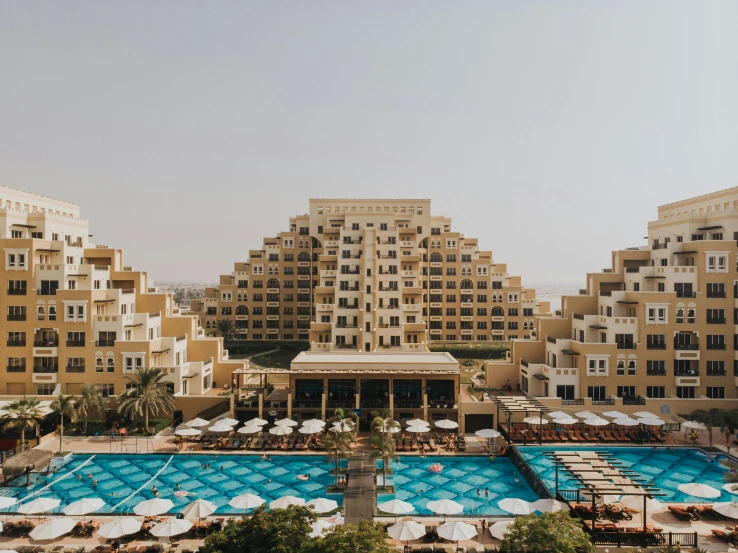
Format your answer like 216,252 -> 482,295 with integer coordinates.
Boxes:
7,314 -> 26,321
706,343 -> 726,350
674,343 -> 699,350
65,365 -> 85,373
707,318 -> 727,324
676,292 -> 697,298
707,292 -> 727,298
674,369 -> 699,377
96,340 -> 115,347
7,288 -> 26,295
573,313 -> 585,320
37,289 -> 56,295
66,340 -> 86,347
647,343 -> 667,350
616,343 -> 636,350
34,340 -> 59,347
6,340 -> 26,347
292,399 -> 322,409
7,365 -> 26,372
622,396 -> 647,405
33,365 -> 59,373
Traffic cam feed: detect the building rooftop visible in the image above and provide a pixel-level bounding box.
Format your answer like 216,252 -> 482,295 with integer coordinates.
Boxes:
291,351 -> 457,365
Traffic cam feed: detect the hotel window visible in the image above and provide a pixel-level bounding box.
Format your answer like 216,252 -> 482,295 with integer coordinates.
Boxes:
100,384 -> 115,397
676,308 -> 684,324
587,386 -> 606,401
676,386 -> 696,399
706,360 -> 726,376
107,358 -> 115,372
36,383 -> 56,395
706,254 -> 728,273
646,386 -> 666,398
646,360 -> 666,375
616,386 -> 636,398
706,387 -> 725,399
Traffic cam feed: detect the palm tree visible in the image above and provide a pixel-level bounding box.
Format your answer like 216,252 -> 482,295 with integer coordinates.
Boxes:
216,319 -> 235,341
723,457 -> 738,493
0,396 -> 45,449
370,415 -> 399,488
324,427 -> 353,487
51,393 -> 78,453
117,367 -> 175,435
76,383 -> 109,435
689,408 -> 729,458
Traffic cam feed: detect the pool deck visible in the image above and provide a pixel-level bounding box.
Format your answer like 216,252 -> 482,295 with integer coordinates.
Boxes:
343,451 -> 376,525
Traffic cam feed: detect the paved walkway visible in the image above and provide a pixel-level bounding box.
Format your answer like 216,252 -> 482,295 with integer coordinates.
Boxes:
343,451 -> 376,525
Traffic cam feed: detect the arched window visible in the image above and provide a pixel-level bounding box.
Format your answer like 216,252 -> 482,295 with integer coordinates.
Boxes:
687,309 -> 695,324
37,306 -> 45,321
96,357 -> 103,373
676,308 -> 684,324
617,360 -> 625,375
107,358 -> 114,372
627,360 -> 636,375
49,306 -> 56,321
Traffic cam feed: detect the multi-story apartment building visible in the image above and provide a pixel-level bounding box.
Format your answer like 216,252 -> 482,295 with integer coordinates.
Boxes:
491,186 -> 738,404
0,186 -> 242,407
192,199 -> 546,351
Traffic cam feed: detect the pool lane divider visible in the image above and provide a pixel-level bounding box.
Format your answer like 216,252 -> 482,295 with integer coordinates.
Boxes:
111,454 -> 174,513
16,454 -> 97,504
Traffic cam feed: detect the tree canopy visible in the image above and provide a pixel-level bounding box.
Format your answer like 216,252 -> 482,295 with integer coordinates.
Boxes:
502,511 -> 593,553
301,521 -> 396,553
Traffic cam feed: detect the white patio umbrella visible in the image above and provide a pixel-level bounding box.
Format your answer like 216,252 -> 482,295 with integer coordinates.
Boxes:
149,518 -> 193,538
434,419 -> 459,429
378,499 -> 414,515
723,483 -> 738,495
575,411 -> 595,419
306,498 -> 338,513
245,417 -> 268,426
0,497 -> 17,509
237,424 -> 262,435
388,520 -> 426,542
426,499 -> 463,516
17,497 -> 60,514
0,549 -> 18,553
583,416 -> 610,427
175,427 -> 202,436
330,422 -> 354,432
406,424 -> 430,433
682,421 -> 707,430
63,497 -> 106,515
523,416 -> 548,425
270,495 -> 305,509
309,519 -> 334,538
98,518 -> 143,540
475,429 -> 501,439
220,417 -> 240,426
133,498 -> 174,516
405,418 -> 427,426
301,419 -> 326,430
275,417 -> 298,427
531,499 -> 569,513
378,425 -> 401,434
547,411 -> 569,419
678,483 -> 721,499
269,425 -> 293,436
29,518 -> 77,541
181,498 -> 217,519
633,411 -> 659,419
713,502 -> 738,519
436,521 -> 478,542
498,498 -> 531,516
488,520 -> 514,541
637,418 -> 664,426
299,426 -> 322,435
552,416 -> 578,426
229,494 -> 265,510
208,420 -> 234,432
612,417 -> 639,427
185,417 -> 210,427
602,411 -> 627,419
618,495 -> 663,511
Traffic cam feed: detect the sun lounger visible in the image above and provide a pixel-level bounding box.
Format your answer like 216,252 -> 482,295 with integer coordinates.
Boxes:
668,505 -> 695,521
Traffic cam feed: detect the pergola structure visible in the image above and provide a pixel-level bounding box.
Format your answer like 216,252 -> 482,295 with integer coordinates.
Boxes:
546,450 -> 665,533
489,395 -> 550,444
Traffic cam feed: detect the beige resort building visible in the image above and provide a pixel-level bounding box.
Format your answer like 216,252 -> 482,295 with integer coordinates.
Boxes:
487,186 -> 738,416
191,198 -> 548,350
0,185 -> 242,421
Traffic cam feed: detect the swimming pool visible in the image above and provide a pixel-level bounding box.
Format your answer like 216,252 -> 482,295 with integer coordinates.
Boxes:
0,454 -> 343,514
379,455 -> 539,516
518,446 -> 734,503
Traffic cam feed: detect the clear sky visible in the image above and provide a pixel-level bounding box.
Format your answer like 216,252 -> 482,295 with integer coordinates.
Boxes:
1,2 -> 736,284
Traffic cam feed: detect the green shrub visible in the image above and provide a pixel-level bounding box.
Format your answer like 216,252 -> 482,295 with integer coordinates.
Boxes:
224,340 -> 309,356
429,345 -> 508,359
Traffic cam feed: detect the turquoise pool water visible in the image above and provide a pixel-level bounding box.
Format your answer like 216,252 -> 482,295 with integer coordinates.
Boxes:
0,454 -> 342,514
518,446 -> 733,503
379,455 -> 539,516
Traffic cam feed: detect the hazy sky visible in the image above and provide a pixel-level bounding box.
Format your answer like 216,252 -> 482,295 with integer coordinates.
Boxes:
2,2 -> 736,285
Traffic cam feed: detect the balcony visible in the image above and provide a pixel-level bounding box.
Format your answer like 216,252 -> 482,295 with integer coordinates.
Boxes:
674,343 -> 699,350
6,340 -> 26,347
96,340 -> 115,347
33,364 -> 59,373
647,343 -> 667,350
65,365 -> 85,373
7,288 -> 26,295
394,399 -> 422,409
674,368 -> 699,377
616,343 -> 637,350
292,399 -> 322,409
66,340 -> 86,347
34,339 -> 59,347
622,396 -> 647,406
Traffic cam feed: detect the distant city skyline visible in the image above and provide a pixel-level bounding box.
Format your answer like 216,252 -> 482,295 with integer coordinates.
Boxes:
2,2 -> 736,283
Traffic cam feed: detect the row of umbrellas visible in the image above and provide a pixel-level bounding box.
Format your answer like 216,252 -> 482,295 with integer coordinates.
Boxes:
379,497 -> 567,517
517,410 -> 670,427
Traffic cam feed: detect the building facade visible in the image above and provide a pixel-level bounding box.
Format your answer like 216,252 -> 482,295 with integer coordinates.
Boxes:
191,199 -> 547,351
491,186 -> 738,404
0,186 -> 242,402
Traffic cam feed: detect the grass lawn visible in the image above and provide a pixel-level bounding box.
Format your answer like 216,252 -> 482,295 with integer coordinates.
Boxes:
459,358 -> 486,385
230,348 -> 297,386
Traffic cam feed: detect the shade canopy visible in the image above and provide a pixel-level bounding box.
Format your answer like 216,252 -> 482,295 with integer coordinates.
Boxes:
552,416 -> 578,425
602,411 -> 627,419
245,417 -> 268,426
330,421 -> 354,433
488,520 -> 514,540
301,419 -> 326,430
436,521 -> 477,542
208,421 -> 234,432
618,495 -> 663,512
185,417 -> 210,428
133,498 -> 174,516
475,429 -> 501,439
269,495 -> 305,509
175,427 -> 202,436
498,498 -> 531,515
378,425 -> 401,434
583,416 -> 609,426
434,419 -> 459,429
269,425 -> 293,436
29,518 -> 77,541
237,424 -> 263,435
306,498 -> 338,513
181,498 -> 217,519
713,502 -> 738,519
387,520 -> 426,542
633,411 -> 659,419
406,424 -> 430,433
547,411 -> 569,419
682,421 -> 707,430
722,483 -> 738,495
612,417 -> 639,427
308,519 -> 335,538
575,411 -> 596,419
63,497 -> 106,515
637,418 -> 664,426
426,498 -> 463,515
523,416 -> 548,425
531,499 -> 569,513
97,518 -> 143,539
678,483 -> 721,499
378,499 -> 414,514
218,417 -> 239,426
298,426 -> 322,435
229,494 -> 265,510
17,497 -> 60,514
2,450 -> 54,476
150,518 -> 194,537
275,417 -> 298,427
405,418 -> 427,426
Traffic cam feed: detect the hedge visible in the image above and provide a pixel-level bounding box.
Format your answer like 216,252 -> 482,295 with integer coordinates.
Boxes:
429,345 -> 508,360
224,340 -> 310,356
